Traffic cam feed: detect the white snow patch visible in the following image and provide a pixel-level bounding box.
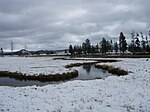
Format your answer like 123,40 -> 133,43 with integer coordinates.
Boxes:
0,57 -> 93,76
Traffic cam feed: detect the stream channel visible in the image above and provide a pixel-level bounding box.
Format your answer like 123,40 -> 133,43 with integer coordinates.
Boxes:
0,65 -> 112,87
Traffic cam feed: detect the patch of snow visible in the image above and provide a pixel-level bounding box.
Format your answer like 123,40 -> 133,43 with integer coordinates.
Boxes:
0,57 -> 93,76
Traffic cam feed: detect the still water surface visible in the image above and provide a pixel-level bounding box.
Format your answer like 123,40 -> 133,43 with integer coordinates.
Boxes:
73,65 -> 111,80
0,65 -> 112,87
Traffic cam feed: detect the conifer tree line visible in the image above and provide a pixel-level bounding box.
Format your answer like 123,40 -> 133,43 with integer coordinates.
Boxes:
69,31 -> 150,55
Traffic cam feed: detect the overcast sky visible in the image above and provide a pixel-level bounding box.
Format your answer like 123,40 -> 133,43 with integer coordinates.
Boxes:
0,0 -> 150,51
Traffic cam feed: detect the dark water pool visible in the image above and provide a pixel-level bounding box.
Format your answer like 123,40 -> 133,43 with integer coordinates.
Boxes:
0,77 -> 62,87
73,65 -> 111,80
0,65 -> 112,87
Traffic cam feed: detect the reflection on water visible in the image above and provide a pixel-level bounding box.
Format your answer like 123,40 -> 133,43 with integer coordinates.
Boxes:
0,77 -> 63,87
82,65 -> 91,74
0,65 -> 112,87
74,65 -> 112,80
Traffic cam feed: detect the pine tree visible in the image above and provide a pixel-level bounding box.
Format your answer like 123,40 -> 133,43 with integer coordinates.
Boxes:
95,43 -> 99,53
69,45 -> 74,55
82,42 -> 86,54
119,32 -> 127,54
91,45 -> 95,53
135,37 -> 141,52
131,31 -> 136,54
85,39 -> 91,54
128,43 -> 134,53
106,40 -> 112,54
74,45 -> 77,54
140,32 -> 144,39
74,45 -> 82,55
0,48 -> 3,56
141,40 -> 146,52
100,38 -> 107,54
110,40 -> 113,53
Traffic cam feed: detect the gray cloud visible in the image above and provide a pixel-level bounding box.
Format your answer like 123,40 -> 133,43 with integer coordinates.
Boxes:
0,0 -> 150,51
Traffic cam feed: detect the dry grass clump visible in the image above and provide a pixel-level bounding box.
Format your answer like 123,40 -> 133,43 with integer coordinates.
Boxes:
0,70 -> 78,82
95,64 -> 128,76
64,62 -> 98,68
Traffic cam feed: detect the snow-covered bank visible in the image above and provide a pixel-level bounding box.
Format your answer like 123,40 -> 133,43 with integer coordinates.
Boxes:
0,57 -> 93,76
0,58 -> 150,112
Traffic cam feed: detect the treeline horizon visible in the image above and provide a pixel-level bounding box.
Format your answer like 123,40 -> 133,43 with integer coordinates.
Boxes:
69,31 -> 150,55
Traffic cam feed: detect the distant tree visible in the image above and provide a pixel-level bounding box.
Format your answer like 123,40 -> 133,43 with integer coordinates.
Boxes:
95,43 -> 99,53
140,32 -> 144,39
90,45 -> 93,53
69,45 -> 74,55
146,45 -> 150,53
109,40 -> 113,53
147,30 -> 150,53
65,49 -> 67,54
76,46 -> 82,54
135,37 -> 141,52
85,39 -> 91,54
74,45 -> 78,54
119,32 -> 127,54
128,42 -> 135,53
82,42 -> 86,54
100,38 -> 107,54
131,31 -> 136,54
106,40 -> 112,54
135,37 -> 140,47
0,48 -> 3,56
146,35 -> 148,43
73,45 -> 82,55
141,40 -> 146,52
114,42 -> 118,54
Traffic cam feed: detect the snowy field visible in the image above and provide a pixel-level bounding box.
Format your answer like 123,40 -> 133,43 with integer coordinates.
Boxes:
0,57 -> 150,112
0,57 -> 94,75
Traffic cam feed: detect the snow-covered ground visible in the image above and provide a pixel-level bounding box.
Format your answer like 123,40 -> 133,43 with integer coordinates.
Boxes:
0,57 -> 94,75
0,57 -> 150,112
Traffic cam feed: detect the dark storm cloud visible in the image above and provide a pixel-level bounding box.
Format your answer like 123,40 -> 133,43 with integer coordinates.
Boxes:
0,0 -> 150,51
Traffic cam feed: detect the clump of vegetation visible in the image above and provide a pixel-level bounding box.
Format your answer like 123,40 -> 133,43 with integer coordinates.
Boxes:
0,70 -> 78,82
64,59 -> 120,68
53,57 -> 120,62
64,62 -> 98,68
97,60 -> 120,63
53,58 -> 66,60
95,64 -> 128,76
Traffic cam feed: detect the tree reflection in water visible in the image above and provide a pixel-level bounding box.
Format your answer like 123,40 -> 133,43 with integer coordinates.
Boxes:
82,65 -> 91,74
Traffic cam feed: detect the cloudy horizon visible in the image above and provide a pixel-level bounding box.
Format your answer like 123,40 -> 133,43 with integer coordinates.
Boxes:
0,0 -> 150,51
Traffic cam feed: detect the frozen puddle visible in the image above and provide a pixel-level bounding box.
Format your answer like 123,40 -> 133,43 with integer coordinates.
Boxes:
0,65 -> 112,87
